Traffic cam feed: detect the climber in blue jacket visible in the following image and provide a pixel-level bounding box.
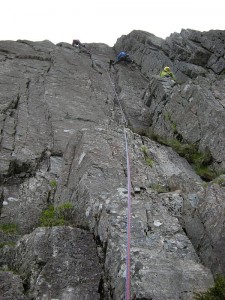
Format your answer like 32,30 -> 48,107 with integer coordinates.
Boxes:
110,51 -> 133,67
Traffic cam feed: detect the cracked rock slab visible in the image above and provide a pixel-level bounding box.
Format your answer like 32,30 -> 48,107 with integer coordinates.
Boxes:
1,226 -> 102,300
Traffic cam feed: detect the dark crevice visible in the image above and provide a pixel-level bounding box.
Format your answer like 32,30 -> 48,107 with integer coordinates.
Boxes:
46,65 -> 51,73
0,49 -> 11,54
14,94 -> 20,110
182,208 -> 219,275
15,54 -> 52,62
23,280 -> 30,294
175,132 -> 184,143
94,234 -> 108,262
94,233 -> 109,299
72,116 -> 96,123
182,226 -> 188,235
46,190 -> 52,205
26,79 -> 31,90
8,159 -> 35,176
3,147 -> 52,183
98,276 -> 106,300
21,260 -> 48,297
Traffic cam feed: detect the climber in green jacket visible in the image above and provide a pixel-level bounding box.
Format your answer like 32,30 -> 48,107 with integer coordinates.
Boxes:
160,66 -> 176,81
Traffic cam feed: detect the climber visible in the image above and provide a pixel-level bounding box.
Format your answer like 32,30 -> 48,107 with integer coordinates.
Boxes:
110,51 -> 133,68
160,66 -> 176,81
72,39 -> 85,48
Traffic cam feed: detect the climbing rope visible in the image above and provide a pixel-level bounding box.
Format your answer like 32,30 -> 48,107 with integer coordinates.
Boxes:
106,69 -> 128,126
106,68 -> 132,300
124,127 -> 132,300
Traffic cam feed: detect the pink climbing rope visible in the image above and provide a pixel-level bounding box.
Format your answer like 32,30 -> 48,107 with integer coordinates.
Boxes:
124,128 -> 132,300
106,69 -> 132,300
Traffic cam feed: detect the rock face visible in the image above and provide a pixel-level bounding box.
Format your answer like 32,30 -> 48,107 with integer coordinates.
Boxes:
115,29 -> 225,171
0,29 -> 225,299
2,227 -> 102,300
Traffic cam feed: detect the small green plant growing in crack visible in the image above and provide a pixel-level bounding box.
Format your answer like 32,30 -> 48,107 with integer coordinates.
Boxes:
163,112 -> 177,133
156,138 -> 217,181
0,223 -> 18,234
137,128 -> 221,181
39,203 -> 75,227
140,145 -> 154,167
140,145 -> 148,156
0,265 -> 12,272
49,180 -> 57,189
194,275 -> 225,299
145,157 -> 154,167
163,112 -> 171,122
171,122 -> 177,133
150,184 -> 170,193
0,242 -> 15,249
211,175 -> 225,187
195,165 -> 217,182
55,202 -> 75,221
201,182 -> 208,188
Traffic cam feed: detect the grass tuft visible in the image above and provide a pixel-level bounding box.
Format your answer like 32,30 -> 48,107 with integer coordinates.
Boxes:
39,203 -> 75,227
194,276 -> 225,299
0,223 -> 18,234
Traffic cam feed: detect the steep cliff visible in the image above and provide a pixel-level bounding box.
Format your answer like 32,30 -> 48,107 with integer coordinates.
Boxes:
0,29 -> 225,300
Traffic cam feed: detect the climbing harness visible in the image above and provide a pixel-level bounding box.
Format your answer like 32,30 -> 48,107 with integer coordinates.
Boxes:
106,68 -> 132,300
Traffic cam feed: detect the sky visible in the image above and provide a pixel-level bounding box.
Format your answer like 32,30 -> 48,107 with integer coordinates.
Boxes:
1,0 -> 225,47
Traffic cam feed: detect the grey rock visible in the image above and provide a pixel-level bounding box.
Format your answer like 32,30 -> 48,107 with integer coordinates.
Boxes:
143,75 -> 225,173
114,28 -> 225,82
183,181 -> 225,275
0,271 -> 28,300
1,29 -> 225,299
54,126 -> 213,299
1,227 -> 102,300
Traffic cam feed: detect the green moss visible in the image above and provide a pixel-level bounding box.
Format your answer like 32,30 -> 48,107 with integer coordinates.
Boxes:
166,139 -> 199,161
201,182 -> 208,189
56,202 -> 75,221
212,176 -> 225,186
133,126 -> 220,181
140,145 -> 148,156
0,223 -> 18,234
0,265 -> 11,272
145,157 -> 154,167
39,205 -> 64,227
140,145 -> 154,168
150,184 -> 169,193
157,139 -> 217,181
39,203 -> 75,227
171,122 -> 177,133
49,180 -> 57,189
164,112 -> 171,122
194,276 -> 225,299
0,242 -> 15,249
163,113 -> 177,133
195,166 -> 218,182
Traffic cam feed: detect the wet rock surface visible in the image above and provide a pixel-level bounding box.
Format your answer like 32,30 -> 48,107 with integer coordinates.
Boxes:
0,29 -> 225,299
